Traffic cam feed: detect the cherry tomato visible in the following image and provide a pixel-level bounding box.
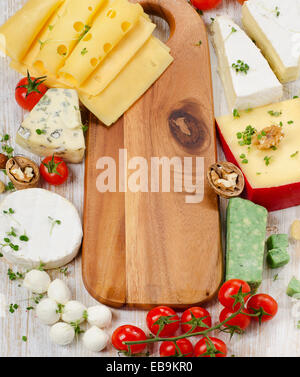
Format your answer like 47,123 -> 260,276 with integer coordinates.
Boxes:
181,307 -> 212,334
219,307 -> 251,332
160,338 -> 194,357
194,337 -> 227,358
190,0 -> 222,11
112,325 -> 147,354
247,294 -> 278,323
218,279 -> 251,310
146,306 -> 180,337
237,0 -> 246,4
40,155 -> 69,186
15,71 -> 48,111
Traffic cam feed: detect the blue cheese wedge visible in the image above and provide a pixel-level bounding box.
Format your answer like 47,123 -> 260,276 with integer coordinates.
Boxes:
0,189 -> 83,269
212,16 -> 283,111
16,88 -> 85,163
242,0 -> 300,83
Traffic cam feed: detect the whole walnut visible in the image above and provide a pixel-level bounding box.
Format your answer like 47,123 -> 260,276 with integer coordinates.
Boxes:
0,153 -> 8,170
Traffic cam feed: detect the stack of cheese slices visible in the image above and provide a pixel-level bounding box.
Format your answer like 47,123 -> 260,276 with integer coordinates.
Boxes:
0,0 -> 173,126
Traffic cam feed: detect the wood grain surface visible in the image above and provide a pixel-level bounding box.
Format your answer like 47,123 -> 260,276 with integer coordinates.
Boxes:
83,0 -> 223,308
1,0 -> 300,357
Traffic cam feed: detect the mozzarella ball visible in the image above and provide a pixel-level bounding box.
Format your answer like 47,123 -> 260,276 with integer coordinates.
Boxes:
82,326 -> 109,352
36,298 -> 60,325
62,300 -> 87,324
87,305 -> 112,328
48,279 -> 71,305
49,322 -> 75,346
23,270 -> 51,294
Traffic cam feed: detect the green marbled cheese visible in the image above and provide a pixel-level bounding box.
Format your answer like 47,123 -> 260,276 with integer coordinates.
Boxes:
226,198 -> 268,290
287,277 -> 300,298
266,234 -> 288,251
266,248 -> 290,269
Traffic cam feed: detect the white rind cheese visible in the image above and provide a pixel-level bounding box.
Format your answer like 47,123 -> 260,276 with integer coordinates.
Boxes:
16,88 -> 85,163
0,189 -> 82,269
212,16 -> 283,111
242,0 -> 300,83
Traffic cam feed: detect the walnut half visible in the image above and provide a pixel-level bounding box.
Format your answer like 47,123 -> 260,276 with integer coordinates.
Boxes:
6,156 -> 40,190
207,161 -> 245,199
252,125 -> 284,150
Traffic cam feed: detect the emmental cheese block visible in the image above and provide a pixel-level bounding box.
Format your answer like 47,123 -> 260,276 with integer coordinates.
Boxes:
16,88 -> 85,163
59,0 -> 144,87
0,189 -> 83,269
79,37 -> 173,126
216,98 -> 300,211
80,16 -> 156,95
0,0 -> 64,61
212,16 -> 283,111
33,0 -> 106,75
242,0 -> 300,83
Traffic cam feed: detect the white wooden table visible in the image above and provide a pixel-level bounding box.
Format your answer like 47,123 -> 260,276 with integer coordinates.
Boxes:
1,0 -> 300,357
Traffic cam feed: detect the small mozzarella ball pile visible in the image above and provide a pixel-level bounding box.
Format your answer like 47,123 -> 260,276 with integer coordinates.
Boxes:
22,269 -> 112,352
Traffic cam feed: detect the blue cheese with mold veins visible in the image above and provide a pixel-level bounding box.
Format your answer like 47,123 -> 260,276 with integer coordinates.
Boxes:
16,88 -> 85,163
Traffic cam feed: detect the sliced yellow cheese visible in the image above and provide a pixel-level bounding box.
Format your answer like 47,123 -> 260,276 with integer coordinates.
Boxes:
59,0 -> 143,87
80,16 -> 156,95
216,98 -> 300,188
0,0 -> 64,61
79,37 -> 173,126
10,60 -> 69,89
33,0 -> 106,75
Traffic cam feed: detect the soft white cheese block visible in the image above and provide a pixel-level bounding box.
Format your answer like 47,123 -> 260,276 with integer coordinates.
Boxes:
0,189 -> 82,269
16,88 -> 85,163
242,0 -> 300,83
212,16 -> 283,111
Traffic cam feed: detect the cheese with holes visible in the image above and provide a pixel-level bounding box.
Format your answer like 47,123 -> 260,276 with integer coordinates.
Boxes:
0,189 -> 83,269
59,0 -> 143,87
10,60 -> 69,89
33,0 -> 106,75
212,16 -> 283,111
0,0 -> 64,61
242,0 -> 300,83
216,98 -> 300,211
80,16 -> 156,95
79,37 -> 173,126
16,88 -> 85,163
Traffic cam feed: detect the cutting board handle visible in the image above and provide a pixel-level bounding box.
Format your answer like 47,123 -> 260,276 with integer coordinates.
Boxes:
136,0 -> 201,41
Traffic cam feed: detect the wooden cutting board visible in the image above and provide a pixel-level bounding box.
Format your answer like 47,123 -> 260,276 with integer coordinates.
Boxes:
82,0 -> 223,308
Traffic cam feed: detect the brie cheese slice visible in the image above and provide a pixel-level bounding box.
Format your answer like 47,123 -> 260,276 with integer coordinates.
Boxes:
242,0 -> 300,83
212,16 -> 283,111
0,189 -> 82,269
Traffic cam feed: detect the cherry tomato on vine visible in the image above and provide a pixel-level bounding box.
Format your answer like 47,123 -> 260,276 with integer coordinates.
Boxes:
146,306 -> 180,337
247,294 -> 278,323
218,279 -> 251,310
112,325 -> 147,354
15,71 -> 48,111
159,338 -> 194,357
40,155 -> 69,186
181,307 -> 212,334
219,307 -> 251,331
194,337 -> 227,358
190,0 -> 222,11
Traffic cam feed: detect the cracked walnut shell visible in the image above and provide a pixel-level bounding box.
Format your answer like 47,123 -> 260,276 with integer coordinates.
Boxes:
207,161 -> 245,199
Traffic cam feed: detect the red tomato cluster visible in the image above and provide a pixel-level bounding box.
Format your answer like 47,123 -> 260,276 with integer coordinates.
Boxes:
112,279 -> 278,358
